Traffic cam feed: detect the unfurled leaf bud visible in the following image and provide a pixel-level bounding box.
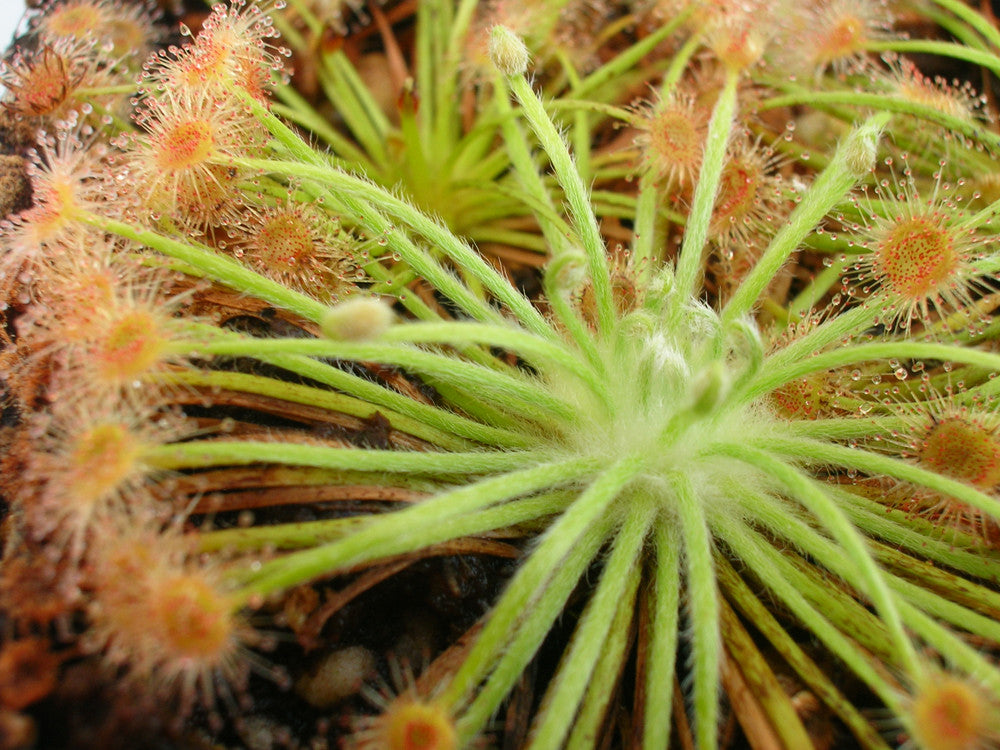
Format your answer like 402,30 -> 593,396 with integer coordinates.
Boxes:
690,361 -> 729,416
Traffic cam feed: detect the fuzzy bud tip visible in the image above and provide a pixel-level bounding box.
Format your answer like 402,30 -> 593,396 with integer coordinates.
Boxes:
320,297 -> 394,341
841,123 -> 880,178
489,26 -> 529,76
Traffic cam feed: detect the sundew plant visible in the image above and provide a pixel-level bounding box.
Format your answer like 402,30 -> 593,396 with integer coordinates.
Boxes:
4,0 -> 1000,748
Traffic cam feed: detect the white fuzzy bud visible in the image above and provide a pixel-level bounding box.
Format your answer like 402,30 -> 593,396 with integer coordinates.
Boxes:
490,25 -> 529,76
320,297 -> 394,341
842,124 -> 879,178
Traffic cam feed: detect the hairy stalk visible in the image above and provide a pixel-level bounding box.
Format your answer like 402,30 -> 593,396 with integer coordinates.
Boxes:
456,510 -> 617,739
503,65 -> 615,335
713,444 -> 921,677
643,523 -> 681,750
443,456 -> 645,711
672,473 -> 722,750
722,113 -> 890,325
237,456 -> 600,600
527,505 -> 653,749
715,557 -> 893,750
716,515 -> 903,709
673,68 -> 739,313
762,435 -> 1000,522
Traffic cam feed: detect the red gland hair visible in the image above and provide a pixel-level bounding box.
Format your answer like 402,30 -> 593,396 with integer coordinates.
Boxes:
15,245 -> 127,347
4,29 -> 137,125
34,0 -> 162,60
146,573 -> 238,663
575,251 -> 648,328
88,307 -> 172,383
231,196 -> 366,300
907,674 -> 999,750
0,529 -> 85,634
12,159 -> 83,245
18,394 -> 173,559
140,0 -> 285,101
60,276 -> 180,393
890,392 -> 1000,546
155,119 -> 214,170
789,0 -> 892,76
703,2 -> 771,72
34,0 -> 105,41
769,371 -> 845,420
104,3 -> 162,61
844,158 -> 985,334
1,42 -> 85,120
192,0 -> 286,98
815,14 -> 867,68
64,422 -> 142,506
632,89 -> 707,188
1,129 -> 110,273
871,53 -> 988,154
709,134 -> 790,252
15,250 -> 190,400
85,523 -> 257,719
120,86 -> 263,229
917,416 -> 1000,488
349,657 -> 465,750
876,215 -> 961,301
885,53 -> 985,124
765,311 -> 854,421
385,702 -> 457,750
351,697 -> 458,750
912,413 -> 1000,544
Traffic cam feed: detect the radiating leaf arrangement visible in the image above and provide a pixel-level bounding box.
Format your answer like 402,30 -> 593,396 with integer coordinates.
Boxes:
2,0 -> 1000,747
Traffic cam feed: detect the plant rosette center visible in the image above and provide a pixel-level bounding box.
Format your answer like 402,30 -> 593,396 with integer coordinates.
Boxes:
540,304 -> 774,515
